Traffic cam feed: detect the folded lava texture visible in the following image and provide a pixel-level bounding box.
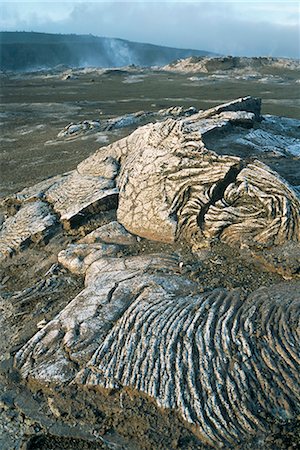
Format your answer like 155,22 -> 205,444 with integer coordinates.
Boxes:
1,96 -> 299,447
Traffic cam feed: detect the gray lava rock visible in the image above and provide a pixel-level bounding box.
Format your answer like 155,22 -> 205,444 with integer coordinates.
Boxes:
0,97 -> 299,449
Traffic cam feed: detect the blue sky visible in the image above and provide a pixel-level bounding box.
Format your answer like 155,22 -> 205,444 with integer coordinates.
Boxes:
1,1 -> 299,57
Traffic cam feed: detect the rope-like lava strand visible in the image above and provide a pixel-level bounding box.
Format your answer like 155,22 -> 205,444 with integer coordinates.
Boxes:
82,285 -> 300,447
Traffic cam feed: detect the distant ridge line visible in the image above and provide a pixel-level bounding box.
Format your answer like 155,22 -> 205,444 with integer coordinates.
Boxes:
0,31 -> 217,71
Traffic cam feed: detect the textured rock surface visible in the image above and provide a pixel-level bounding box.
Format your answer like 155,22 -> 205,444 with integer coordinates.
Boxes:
162,56 -> 300,74
57,106 -> 198,140
14,248 -> 300,447
201,161 -> 300,247
15,254 -> 182,383
44,171 -> 118,223
75,96 -> 300,253
1,97 -> 300,449
236,129 -> 300,157
2,97 -> 299,261
0,201 -> 56,262
78,220 -> 138,245
80,280 -> 300,447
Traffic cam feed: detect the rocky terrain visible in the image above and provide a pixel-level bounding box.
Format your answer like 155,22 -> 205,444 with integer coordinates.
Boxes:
0,95 -> 299,450
162,56 -> 300,93
163,55 -> 300,74
1,59 -> 299,199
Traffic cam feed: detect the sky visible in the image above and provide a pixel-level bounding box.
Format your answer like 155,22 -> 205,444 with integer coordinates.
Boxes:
1,0 -> 300,58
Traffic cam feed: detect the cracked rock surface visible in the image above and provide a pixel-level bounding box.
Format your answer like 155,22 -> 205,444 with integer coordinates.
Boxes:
0,97 -> 300,449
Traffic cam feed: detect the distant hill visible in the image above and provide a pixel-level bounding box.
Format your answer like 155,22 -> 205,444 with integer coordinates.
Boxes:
0,31 -> 216,71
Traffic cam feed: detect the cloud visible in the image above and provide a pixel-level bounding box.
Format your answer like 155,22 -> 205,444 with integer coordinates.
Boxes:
235,2 -> 300,27
1,1 -> 299,58
0,2 -> 73,29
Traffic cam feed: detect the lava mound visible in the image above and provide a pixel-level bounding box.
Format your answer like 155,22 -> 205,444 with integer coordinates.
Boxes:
1,97 -> 299,449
